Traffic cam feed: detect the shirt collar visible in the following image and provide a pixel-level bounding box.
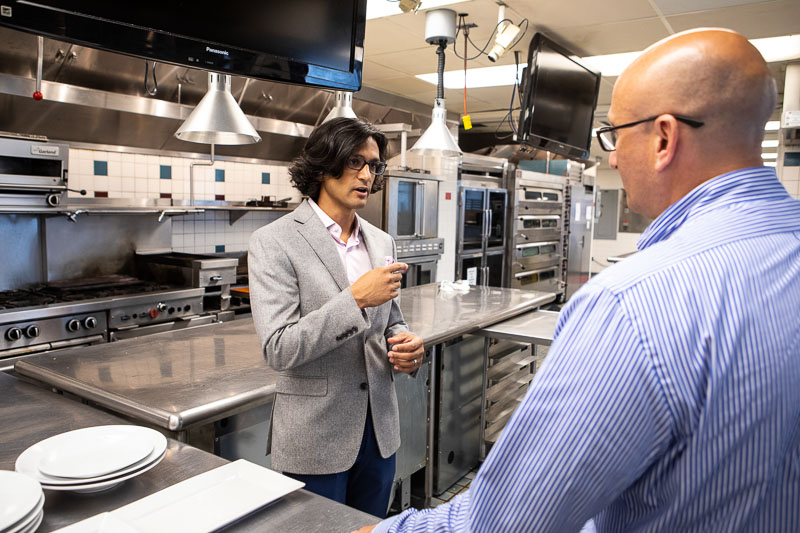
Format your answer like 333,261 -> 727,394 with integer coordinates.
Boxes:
307,198 -> 361,246
637,166 -> 785,250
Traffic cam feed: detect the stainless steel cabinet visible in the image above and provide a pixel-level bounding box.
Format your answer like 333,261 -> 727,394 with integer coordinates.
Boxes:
457,187 -> 508,287
434,335 -> 484,495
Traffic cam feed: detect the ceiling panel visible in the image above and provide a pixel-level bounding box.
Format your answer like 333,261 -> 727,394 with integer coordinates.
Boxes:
360,0 -> 794,138
651,0 -> 773,16
665,0 -> 800,38
550,18 -> 672,55
362,61 -> 408,83
506,0 -> 658,29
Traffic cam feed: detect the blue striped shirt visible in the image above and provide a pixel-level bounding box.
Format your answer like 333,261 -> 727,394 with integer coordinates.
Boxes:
375,167 -> 800,532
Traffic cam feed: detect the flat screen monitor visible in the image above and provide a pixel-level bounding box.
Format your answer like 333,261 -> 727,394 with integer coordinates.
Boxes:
0,0 -> 366,90
517,33 -> 601,160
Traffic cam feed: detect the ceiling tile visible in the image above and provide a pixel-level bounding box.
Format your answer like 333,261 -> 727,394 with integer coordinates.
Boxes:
362,61 -> 407,83
651,0 -> 772,16
370,47 -> 448,75
665,0 -> 800,38
550,18 -> 671,55
365,19 -> 422,55
506,0 -> 658,29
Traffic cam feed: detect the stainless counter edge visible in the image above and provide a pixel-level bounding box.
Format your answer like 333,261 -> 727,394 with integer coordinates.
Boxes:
420,292 -> 556,346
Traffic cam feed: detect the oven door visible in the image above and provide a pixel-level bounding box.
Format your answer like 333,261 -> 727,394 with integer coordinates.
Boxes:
387,179 -> 424,239
401,257 -> 438,289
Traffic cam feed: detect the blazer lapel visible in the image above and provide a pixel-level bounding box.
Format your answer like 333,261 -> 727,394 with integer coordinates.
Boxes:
294,200 -> 350,291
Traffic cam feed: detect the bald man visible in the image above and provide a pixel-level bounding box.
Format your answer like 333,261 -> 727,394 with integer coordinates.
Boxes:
360,29 -> 800,533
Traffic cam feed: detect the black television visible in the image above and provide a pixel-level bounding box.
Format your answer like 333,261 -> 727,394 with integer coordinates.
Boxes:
516,33 -> 601,160
0,0 -> 367,91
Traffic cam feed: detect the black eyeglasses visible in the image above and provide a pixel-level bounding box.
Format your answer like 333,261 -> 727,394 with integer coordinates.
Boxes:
595,114 -> 704,152
345,154 -> 387,176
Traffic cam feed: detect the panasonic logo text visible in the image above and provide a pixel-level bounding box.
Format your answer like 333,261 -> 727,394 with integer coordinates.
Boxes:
206,47 -> 229,56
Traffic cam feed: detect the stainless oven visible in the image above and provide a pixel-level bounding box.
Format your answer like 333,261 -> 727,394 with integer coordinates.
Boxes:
385,173 -> 439,240
0,133 -> 68,207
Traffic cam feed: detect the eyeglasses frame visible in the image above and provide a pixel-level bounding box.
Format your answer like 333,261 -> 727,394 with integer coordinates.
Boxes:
345,154 -> 387,176
596,114 -> 705,152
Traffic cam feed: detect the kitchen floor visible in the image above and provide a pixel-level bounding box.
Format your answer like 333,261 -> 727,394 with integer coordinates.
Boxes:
431,466 -> 479,507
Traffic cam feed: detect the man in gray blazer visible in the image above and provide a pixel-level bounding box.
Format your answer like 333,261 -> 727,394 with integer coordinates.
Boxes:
249,118 -> 425,518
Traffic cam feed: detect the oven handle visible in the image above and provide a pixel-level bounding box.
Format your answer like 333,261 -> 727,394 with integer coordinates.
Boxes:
0,183 -> 66,191
49,334 -> 105,350
516,241 -> 560,250
514,267 -> 557,280
518,215 -> 560,221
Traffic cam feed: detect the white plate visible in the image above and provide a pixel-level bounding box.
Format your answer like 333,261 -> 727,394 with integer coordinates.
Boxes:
42,447 -> 167,493
16,510 -> 43,533
54,460 -> 305,533
6,494 -> 44,533
36,425 -> 155,479
18,430 -> 167,487
0,471 -> 43,531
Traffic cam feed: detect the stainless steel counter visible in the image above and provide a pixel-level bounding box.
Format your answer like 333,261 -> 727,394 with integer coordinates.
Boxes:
15,286 -> 556,433
0,372 -> 378,532
477,309 -> 560,345
15,320 -> 275,431
397,285 -> 556,346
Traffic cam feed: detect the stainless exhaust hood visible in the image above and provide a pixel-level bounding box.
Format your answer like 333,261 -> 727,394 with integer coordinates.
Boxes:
0,26 -> 456,162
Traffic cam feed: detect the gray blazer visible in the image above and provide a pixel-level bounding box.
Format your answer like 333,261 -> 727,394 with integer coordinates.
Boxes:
248,199 -> 408,475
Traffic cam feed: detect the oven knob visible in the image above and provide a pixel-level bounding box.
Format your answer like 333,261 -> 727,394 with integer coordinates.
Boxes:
156,302 -> 168,312
83,316 -> 97,329
24,325 -> 39,339
6,327 -> 22,342
66,319 -> 81,332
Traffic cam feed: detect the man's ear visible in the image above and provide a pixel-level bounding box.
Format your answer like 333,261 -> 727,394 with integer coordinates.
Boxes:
652,115 -> 680,172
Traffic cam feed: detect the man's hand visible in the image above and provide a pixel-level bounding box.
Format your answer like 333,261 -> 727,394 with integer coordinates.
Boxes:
387,332 -> 424,373
352,525 -> 377,533
351,264 -> 408,310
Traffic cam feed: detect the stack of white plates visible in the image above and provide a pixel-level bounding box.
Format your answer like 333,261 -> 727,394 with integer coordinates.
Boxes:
0,471 -> 44,533
15,425 -> 167,494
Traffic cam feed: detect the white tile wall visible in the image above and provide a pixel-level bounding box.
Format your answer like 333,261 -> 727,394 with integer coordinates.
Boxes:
66,147 -> 298,254
67,148 -> 300,203
171,210 -> 286,254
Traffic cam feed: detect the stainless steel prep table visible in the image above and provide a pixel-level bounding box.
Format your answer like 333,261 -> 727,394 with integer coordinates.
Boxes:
0,372 -> 379,532
475,309 -> 559,458
15,285 -> 556,508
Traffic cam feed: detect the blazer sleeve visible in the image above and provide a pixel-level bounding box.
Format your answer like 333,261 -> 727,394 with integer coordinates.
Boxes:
248,228 -> 368,372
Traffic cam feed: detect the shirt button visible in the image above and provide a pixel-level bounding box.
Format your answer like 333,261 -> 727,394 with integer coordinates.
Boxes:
360,382 -> 368,390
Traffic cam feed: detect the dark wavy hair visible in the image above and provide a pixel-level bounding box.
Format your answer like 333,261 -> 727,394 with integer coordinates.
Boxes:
289,117 -> 388,200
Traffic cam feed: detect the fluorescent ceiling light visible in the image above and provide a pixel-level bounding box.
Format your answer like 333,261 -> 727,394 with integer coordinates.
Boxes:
761,153 -> 778,159
764,161 -> 777,167
416,33 -> 800,88
366,0 -> 469,20
765,120 -> 780,131
762,140 -> 779,148
417,64 -> 523,89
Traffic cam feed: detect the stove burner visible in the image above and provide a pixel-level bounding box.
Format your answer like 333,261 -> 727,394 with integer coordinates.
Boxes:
0,275 -> 174,310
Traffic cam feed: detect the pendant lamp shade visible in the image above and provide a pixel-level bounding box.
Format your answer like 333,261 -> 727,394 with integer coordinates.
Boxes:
175,73 -> 261,145
410,98 -> 461,156
322,91 -> 358,123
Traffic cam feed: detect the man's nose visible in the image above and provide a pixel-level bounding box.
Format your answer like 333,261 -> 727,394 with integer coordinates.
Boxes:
609,151 -> 618,169
358,164 -> 372,182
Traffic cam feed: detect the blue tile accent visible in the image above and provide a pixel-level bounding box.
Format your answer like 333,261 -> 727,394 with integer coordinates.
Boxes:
160,165 -> 172,179
261,172 -> 270,185
215,169 -> 225,182
215,245 -> 226,253
93,160 -> 108,176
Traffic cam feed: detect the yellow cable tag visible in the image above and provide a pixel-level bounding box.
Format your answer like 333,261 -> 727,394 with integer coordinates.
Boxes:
462,115 -> 472,130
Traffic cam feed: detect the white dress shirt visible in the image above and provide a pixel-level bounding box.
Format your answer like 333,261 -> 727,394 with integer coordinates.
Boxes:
308,198 -> 373,284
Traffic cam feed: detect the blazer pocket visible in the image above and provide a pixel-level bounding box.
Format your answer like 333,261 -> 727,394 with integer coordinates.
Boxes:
275,374 -> 328,397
